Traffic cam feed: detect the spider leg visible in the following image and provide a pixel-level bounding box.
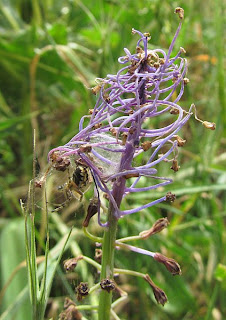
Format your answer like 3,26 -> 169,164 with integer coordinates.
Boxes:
69,181 -> 84,202
52,185 -> 73,212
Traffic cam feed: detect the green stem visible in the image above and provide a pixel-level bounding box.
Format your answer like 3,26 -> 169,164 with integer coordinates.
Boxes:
98,211 -> 118,320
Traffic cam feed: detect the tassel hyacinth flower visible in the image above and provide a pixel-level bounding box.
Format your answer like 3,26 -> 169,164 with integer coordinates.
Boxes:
47,7 -> 215,319
49,8 -> 190,225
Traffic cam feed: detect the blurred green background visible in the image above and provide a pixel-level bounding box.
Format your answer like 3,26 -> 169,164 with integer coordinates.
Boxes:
0,0 -> 225,319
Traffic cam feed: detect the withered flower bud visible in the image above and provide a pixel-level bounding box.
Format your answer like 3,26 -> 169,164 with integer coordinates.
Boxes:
79,144 -> 92,153
63,297 -> 75,309
109,127 -> 117,136
63,256 -> 83,272
136,46 -> 143,54
174,135 -> 186,147
180,47 -> 186,54
175,7 -> 184,20
141,141 -> 152,151
202,121 -> 216,130
159,58 -> 165,65
76,282 -> 89,301
59,297 -> 82,320
121,132 -> 128,145
139,218 -> 169,239
124,172 -> 140,179
154,62 -> 160,69
95,248 -> 102,263
100,278 -> 115,293
143,32 -> 150,37
50,152 -> 70,172
170,107 -> 179,115
93,123 -> 102,129
154,253 -> 182,275
165,192 -> 176,202
172,75 -> 180,83
82,197 -> 99,227
91,84 -> 102,95
170,159 -> 180,172
144,274 -> 168,306
103,93 -> 110,103
183,77 -> 189,85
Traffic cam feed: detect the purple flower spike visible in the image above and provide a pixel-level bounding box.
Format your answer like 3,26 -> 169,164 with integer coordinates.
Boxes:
48,15 -> 193,226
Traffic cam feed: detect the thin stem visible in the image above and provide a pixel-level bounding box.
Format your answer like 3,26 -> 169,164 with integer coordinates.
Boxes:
98,210 -> 118,320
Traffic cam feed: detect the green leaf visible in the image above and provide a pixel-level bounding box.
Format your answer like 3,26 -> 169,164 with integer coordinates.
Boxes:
215,264 -> 226,281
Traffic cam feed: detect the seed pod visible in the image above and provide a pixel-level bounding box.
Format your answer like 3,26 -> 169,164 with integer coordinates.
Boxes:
202,121 -> 216,130
83,197 -> 99,227
144,274 -> 168,306
63,256 -> 83,272
139,218 -> 169,239
154,253 -> 182,275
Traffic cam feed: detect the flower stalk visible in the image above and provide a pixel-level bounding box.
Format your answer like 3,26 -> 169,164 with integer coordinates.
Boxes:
98,210 -> 118,320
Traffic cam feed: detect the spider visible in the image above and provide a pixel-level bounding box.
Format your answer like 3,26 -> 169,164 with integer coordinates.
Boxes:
53,160 -> 92,211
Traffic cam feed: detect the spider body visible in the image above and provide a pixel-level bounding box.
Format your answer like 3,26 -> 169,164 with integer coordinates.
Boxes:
54,161 -> 92,211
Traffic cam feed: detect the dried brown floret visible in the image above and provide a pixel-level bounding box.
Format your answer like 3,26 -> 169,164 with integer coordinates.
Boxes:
170,159 -> 180,172
144,274 -> 168,306
79,144 -> 92,153
100,278 -> 115,293
76,282 -> 89,301
165,192 -> 176,202
154,253 -> 182,275
139,218 -> 169,239
202,121 -> 216,130
82,197 -> 99,227
95,248 -> 102,263
174,135 -> 186,147
141,141 -> 152,151
175,7 -> 184,20
170,107 -> 179,115
63,256 -> 83,272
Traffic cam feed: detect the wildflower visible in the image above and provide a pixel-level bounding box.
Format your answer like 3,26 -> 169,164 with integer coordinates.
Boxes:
48,10 -> 193,225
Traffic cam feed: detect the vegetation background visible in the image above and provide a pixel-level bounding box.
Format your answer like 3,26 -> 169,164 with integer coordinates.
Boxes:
0,0 -> 225,319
